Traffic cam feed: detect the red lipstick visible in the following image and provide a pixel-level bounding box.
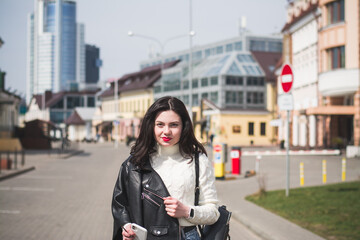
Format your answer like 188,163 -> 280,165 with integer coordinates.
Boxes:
162,137 -> 171,142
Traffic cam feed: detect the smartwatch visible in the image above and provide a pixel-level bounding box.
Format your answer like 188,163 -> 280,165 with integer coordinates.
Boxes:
189,208 -> 194,218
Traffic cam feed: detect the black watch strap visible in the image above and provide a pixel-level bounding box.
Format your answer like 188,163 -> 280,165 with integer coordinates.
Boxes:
189,208 -> 194,218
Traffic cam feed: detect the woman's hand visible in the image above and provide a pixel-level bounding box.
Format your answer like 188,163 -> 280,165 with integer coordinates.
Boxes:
122,223 -> 135,240
164,197 -> 190,218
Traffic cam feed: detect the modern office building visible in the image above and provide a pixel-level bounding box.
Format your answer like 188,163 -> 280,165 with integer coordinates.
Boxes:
84,44 -> 102,87
27,0 -> 78,104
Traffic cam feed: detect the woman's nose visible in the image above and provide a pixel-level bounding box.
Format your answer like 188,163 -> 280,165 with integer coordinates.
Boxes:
163,125 -> 171,134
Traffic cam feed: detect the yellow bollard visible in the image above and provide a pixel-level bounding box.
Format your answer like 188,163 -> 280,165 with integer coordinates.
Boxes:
342,158 -> 346,181
300,162 -> 304,186
322,160 -> 327,184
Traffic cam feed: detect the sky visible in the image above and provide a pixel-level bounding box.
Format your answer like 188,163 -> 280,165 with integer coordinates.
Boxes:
0,0 -> 287,98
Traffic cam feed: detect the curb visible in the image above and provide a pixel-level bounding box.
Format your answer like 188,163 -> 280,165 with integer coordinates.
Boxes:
230,209 -> 275,240
60,150 -> 84,159
243,149 -> 341,156
0,166 -> 36,181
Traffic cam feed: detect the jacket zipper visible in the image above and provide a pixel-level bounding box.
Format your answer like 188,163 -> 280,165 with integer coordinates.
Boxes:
142,192 -> 161,207
143,187 -> 165,200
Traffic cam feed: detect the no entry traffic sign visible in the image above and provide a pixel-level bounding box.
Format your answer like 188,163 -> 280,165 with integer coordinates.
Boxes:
281,64 -> 293,93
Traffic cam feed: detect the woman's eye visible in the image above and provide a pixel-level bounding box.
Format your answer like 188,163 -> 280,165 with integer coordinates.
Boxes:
170,123 -> 179,127
156,123 -> 164,127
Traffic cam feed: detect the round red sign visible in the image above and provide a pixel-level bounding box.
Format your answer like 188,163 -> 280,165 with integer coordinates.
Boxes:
214,145 -> 222,152
281,64 -> 293,93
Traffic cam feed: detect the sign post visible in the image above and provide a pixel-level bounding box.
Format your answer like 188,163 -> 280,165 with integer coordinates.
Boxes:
280,64 -> 294,197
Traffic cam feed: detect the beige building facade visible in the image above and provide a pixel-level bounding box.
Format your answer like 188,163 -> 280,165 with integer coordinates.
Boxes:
281,0 -> 360,155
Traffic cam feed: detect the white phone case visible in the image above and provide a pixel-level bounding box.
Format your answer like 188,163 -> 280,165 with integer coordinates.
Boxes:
131,223 -> 147,240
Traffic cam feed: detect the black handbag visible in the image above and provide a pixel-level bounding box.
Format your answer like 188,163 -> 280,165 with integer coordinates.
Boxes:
194,153 -> 231,240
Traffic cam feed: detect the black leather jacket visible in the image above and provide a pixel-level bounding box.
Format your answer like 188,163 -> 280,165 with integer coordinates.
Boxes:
112,156 -> 181,239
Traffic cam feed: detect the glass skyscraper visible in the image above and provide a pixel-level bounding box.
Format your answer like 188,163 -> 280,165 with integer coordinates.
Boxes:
26,0 -> 77,103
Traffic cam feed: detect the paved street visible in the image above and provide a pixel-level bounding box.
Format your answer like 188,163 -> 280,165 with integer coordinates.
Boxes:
0,142 -> 263,240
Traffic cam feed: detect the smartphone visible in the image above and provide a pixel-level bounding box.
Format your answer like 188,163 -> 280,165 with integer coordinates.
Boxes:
131,223 -> 147,240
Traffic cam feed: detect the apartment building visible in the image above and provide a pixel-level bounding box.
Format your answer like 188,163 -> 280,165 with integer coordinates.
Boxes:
281,0 -> 360,154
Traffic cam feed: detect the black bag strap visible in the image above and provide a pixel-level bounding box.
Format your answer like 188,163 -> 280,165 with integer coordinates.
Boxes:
194,152 -> 205,237
195,152 -> 200,206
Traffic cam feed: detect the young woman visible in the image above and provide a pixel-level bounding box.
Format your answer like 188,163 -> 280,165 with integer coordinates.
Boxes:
112,96 -> 219,240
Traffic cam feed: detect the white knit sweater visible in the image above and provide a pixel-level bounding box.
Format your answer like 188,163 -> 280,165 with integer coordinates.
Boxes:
150,144 -> 220,226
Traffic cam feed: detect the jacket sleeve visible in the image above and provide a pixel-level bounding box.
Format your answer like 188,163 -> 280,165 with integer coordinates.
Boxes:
112,159 -> 132,240
188,153 -> 220,225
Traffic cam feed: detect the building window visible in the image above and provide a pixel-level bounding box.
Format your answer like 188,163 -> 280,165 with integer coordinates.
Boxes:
192,94 -> 199,106
226,91 -> 243,104
52,99 -> 64,109
226,76 -> 243,85
210,76 -> 218,85
327,46 -> 345,70
268,41 -> 282,52
226,91 -> 236,104
183,80 -> 189,90
247,77 -> 264,86
87,96 -> 95,107
205,49 -> 211,57
210,92 -> 218,104
183,95 -> 189,105
247,92 -> 264,104
260,122 -> 266,136
248,122 -> 254,136
226,44 -> 233,52
234,41 -> 242,51
66,96 -> 82,109
201,78 -> 208,87
192,79 -> 198,88
154,86 -> 161,93
326,0 -> 345,25
216,46 -> 223,54
201,92 -> 208,100
233,125 -> 241,133
250,40 -> 266,51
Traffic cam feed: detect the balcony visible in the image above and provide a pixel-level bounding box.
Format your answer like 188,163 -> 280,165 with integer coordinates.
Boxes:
318,68 -> 359,96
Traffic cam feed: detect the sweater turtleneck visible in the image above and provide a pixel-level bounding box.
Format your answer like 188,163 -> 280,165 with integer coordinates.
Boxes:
150,143 -> 219,226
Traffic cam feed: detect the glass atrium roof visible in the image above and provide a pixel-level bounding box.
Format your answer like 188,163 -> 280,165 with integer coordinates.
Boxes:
185,52 -> 264,79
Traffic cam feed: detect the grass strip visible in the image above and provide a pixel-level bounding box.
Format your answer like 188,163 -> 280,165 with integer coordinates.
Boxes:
245,181 -> 360,240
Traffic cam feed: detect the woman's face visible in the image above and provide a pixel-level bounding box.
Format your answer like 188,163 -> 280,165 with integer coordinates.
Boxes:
154,110 -> 182,147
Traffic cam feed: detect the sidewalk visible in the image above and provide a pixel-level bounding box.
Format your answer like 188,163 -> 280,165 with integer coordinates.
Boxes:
0,148 -> 83,181
1,143 -> 357,240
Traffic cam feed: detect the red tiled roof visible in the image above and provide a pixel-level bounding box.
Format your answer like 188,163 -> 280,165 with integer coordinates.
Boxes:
281,2 -> 318,33
99,60 -> 180,98
64,110 -> 85,125
33,89 -> 100,108
251,51 -> 282,83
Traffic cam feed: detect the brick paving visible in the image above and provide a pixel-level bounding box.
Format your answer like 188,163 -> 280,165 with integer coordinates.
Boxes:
0,142 -> 259,240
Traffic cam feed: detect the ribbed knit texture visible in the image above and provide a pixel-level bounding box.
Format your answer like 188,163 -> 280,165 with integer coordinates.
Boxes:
150,144 -> 219,226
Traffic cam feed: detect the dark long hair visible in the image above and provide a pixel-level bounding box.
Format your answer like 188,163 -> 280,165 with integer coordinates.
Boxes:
130,96 -> 206,167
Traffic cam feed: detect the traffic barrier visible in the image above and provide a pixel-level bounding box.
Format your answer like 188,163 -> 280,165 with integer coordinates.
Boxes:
300,162 -> 304,186
213,143 -> 227,180
342,158 -> 346,181
255,155 -> 261,173
231,147 -> 241,175
322,160 -> 327,184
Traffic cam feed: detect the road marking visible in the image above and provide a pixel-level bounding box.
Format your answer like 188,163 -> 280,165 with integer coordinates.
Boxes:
20,175 -> 73,180
0,210 -> 20,214
0,187 -> 54,192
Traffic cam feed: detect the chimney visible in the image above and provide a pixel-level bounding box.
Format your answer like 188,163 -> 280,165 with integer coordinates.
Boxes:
0,71 -> 5,90
45,90 -> 52,102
